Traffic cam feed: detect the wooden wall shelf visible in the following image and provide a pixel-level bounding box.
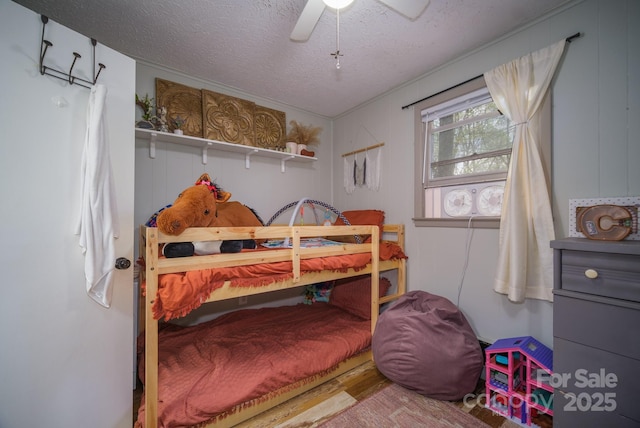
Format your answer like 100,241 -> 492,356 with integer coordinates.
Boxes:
135,128 -> 316,172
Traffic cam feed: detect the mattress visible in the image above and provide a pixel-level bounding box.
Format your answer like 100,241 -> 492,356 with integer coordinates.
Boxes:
135,302 -> 372,428
144,241 -> 406,321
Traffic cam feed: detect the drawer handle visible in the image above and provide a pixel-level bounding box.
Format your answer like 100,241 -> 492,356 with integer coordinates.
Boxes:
584,269 -> 599,279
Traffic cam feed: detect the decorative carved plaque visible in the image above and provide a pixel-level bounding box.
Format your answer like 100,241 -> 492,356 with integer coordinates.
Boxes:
202,90 -> 255,146
156,78 -> 203,137
254,105 -> 286,149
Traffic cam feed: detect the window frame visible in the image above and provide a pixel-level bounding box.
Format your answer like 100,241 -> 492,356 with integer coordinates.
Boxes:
413,76 -> 551,228
423,86 -> 511,189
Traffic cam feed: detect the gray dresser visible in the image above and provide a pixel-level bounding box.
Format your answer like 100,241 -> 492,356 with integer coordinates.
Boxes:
551,238 -> 640,427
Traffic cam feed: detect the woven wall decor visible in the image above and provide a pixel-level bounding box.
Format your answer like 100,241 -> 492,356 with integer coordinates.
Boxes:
156,78 -> 203,137
254,105 -> 286,149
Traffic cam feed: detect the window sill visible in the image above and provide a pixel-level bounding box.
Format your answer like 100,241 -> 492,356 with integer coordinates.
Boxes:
412,217 -> 500,229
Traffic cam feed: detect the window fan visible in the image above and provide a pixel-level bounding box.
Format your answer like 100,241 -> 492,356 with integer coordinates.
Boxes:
290,0 -> 431,42
440,182 -> 505,218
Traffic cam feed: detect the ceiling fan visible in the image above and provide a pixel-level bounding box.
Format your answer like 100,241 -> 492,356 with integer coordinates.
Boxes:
290,0 -> 431,42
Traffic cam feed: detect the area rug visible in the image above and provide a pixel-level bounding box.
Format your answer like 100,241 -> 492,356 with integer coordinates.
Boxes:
318,383 -> 490,427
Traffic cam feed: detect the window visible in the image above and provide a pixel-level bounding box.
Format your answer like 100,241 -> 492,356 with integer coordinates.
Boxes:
423,87 -> 512,188
413,77 -> 551,228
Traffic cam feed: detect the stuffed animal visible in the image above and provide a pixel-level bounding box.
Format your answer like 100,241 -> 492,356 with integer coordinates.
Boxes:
155,173 -> 264,257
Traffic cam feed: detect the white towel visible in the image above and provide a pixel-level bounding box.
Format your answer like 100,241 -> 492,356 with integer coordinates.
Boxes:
75,84 -> 119,308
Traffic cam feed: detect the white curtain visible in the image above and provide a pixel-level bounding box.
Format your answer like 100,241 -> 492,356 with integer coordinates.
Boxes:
484,40 -> 565,303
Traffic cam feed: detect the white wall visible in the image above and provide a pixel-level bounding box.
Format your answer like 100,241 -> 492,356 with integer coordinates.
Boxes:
0,2 -> 136,427
331,0 -> 639,347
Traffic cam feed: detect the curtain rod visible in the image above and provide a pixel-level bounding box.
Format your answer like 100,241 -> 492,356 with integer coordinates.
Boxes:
401,32 -> 582,110
341,142 -> 384,157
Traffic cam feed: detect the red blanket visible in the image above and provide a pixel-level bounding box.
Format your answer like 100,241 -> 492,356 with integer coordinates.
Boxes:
135,303 -> 371,428
146,242 -> 406,321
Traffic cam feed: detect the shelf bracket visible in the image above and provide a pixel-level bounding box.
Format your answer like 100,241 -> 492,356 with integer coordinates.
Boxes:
245,149 -> 259,169
148,132 -> 157,159
281,155 -> 295,173
201,143 -> 212,165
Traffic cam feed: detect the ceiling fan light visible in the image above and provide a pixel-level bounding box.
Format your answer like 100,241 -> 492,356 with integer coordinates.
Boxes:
323,0 -> 355,10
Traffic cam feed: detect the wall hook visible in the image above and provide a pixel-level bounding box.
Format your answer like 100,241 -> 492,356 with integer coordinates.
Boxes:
39,15 -> 52,76
90,38 -> 106,84
94,63 -> 106,84
39,40 -> 52,75
69,52 -> 81,84
38,15 -> 107,89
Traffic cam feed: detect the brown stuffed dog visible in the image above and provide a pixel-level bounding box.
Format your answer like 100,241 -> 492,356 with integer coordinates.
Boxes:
156,173 -> 263,257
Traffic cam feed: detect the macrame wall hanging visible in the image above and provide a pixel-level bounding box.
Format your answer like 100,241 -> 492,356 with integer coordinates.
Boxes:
342,141 -> 384,194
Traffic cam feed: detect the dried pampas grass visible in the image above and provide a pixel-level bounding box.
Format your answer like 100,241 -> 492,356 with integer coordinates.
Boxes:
286,120 -> 322,146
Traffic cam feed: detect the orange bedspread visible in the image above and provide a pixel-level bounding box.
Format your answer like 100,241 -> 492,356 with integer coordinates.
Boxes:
146,242 -> 406,321
135,303 -> 371,428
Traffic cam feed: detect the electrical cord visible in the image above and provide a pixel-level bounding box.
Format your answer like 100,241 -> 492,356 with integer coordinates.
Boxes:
456,216 -> 475,307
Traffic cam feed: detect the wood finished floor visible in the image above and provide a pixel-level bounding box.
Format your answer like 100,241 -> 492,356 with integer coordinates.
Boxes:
133,360 -> 553,427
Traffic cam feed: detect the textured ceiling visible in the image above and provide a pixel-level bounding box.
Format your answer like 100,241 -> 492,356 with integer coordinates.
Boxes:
13,0 -> 572,117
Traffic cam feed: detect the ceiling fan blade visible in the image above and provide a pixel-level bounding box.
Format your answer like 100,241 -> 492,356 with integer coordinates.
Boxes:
290,0 -> 326,42
379,0 -> 430,20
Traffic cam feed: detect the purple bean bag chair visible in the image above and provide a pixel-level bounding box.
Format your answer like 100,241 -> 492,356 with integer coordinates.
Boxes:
372,291 -> 483,400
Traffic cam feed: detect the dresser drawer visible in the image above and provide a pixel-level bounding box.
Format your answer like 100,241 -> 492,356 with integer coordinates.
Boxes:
554,295 -> 640,360
559,250 -> 640,302
554,338 -> 640,426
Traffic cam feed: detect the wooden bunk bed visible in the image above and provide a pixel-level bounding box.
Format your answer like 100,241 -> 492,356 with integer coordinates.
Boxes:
137,222 -> 407,428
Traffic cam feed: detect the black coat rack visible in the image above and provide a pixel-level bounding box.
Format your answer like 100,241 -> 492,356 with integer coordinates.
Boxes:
39,15 -> 106,89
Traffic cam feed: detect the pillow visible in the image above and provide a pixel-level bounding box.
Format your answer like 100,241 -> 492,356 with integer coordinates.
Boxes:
329,275 -> 391,319
333,210 -> 385,243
